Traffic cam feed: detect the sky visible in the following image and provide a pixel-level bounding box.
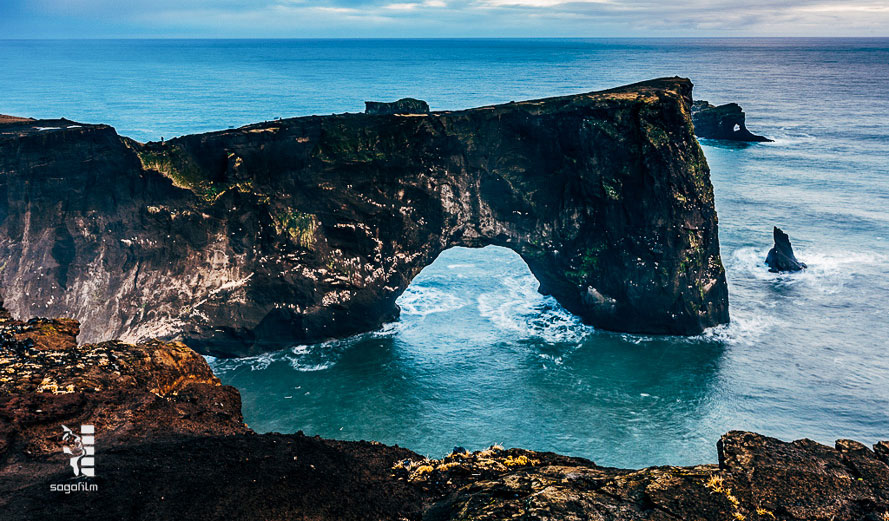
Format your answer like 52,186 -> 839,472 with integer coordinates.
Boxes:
1,0 -> 888,38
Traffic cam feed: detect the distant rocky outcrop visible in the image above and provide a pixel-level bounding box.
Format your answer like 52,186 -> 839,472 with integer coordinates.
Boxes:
766,227 -> 807,272
692,100 -> 772,142
0,78 -> 728,357
0,115 -> 34,124
1,307 -> 887,520
365,97 -> 430,115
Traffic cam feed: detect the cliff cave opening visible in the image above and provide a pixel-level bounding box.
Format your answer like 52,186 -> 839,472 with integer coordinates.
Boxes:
394,245 -> 584,343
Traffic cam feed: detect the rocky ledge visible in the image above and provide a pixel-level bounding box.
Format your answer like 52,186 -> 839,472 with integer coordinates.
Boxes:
2,308 -> 887,520
0,77 -> 728,357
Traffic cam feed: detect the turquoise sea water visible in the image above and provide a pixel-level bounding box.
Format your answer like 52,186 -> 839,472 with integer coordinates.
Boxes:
2,39 -> 887,468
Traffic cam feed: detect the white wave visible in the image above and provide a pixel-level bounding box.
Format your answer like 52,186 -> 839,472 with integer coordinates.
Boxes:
696,310 -> 782,347
698,244 -> 889,347
477,274 -> 592,344
446,263 -> 475,269
397,286 -> 467,316
209,351 -> 277,373
209,341 -> 344,374
763,127 -> 818,146
283,345 -> 335,372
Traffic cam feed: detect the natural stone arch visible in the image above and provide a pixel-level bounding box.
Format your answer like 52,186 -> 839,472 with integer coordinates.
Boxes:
0,78 -> 728,357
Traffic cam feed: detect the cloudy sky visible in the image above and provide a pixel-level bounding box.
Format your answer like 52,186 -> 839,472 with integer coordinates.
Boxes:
2,0 -> 888,38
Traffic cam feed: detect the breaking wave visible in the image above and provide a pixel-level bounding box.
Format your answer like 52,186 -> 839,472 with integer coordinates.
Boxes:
397,286 -> 468,316
728,246 -> 886,294
477,274 -> 592,345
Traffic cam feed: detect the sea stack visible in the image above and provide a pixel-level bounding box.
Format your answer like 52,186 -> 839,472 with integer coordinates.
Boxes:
691,100 -> 772,142
765,227 -> 807,272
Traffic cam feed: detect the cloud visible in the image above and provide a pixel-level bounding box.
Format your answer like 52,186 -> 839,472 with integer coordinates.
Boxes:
2,0 -> 888,37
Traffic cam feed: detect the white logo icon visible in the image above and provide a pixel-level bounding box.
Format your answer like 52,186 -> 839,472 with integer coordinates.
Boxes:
61,425 -> 95,477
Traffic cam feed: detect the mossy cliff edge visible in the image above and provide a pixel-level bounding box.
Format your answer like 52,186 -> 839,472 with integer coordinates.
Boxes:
0,77 -> 728,357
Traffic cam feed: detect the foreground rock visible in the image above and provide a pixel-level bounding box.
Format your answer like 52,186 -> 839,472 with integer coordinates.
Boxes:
1,308 -> 887,520
0,300 -> 247,452
765,227 -> 807,272
692,100 -> 772,142
0,77 -> 728,357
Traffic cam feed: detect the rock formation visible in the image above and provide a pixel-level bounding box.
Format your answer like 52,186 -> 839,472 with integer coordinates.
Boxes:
0,78 -> 729,357
765,227 -> 807,272
692,100 -> 772,142
1,307 -> 887,520
365,97 -> 430,115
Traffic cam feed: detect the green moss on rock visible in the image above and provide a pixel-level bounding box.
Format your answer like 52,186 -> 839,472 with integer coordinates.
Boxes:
276,210 -> 316,248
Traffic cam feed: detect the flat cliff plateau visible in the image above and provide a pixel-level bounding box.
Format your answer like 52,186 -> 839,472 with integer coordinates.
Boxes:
1,308 -> 887,520
0,78 -> 728,357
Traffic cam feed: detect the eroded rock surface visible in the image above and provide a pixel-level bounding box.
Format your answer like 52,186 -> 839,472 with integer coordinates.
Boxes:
1,308 -> 887,520
692,100 -> 772,142
0,78 -> 728,356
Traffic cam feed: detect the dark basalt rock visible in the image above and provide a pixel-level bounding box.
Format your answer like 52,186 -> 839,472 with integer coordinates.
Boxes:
1,308 -> 887,520
365,97 -> 430,115
0,78 -> 729,357
692,99 -> 772,142
766,226 -> 807,272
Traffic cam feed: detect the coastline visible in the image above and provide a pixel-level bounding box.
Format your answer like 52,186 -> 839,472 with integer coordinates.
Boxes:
2,307 -> 887,520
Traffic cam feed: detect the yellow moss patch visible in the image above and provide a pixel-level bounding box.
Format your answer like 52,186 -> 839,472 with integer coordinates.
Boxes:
503,455 -> 540,467
704,475 -> 745,520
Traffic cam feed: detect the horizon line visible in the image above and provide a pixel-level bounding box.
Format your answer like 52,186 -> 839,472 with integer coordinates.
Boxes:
2,36 -> 889,41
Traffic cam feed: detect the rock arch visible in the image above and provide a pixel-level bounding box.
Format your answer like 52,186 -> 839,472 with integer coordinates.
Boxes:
0,77 -> 728,357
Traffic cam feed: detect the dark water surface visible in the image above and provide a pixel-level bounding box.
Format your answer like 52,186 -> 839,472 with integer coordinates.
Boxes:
2,38 -> 887,467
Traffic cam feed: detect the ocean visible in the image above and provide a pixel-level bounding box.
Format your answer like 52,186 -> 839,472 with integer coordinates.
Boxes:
2,38 -> 887,468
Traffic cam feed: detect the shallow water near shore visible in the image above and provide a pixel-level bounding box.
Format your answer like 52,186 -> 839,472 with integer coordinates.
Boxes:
3,38 -> 888,468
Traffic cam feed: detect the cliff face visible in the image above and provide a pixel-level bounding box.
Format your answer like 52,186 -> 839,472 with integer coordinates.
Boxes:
1,308 -> 887,521
0,78 -> 728,357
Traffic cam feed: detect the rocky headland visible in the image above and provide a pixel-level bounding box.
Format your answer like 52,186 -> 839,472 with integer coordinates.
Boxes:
0,77 -> 728,357
1,307 -> 887,520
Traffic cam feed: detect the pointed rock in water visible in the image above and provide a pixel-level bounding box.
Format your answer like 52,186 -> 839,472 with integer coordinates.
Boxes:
765,226 -> 807,272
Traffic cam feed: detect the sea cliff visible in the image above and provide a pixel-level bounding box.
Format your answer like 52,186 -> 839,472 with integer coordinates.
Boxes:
1,78 -> 728,357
